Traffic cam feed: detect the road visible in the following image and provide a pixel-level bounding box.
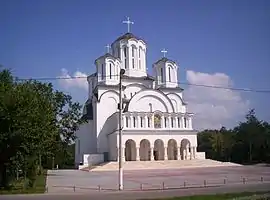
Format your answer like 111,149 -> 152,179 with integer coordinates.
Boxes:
1,183 -> 269,200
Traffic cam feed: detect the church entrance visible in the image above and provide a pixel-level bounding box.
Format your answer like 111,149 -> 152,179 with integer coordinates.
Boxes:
154,139 -> 165,160
168,139 -> 177,160
125,139 -> 136,161
139,139 -> 151,161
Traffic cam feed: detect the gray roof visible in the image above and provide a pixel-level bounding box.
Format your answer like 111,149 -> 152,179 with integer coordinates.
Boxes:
81,99 -> 93,120
95,53 -> 120,63
113,32 -> 146,44
122,74 -> 155,81
154,57 -> 177,65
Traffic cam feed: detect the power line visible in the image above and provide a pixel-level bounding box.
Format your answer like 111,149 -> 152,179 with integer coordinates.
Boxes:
14,74 -> 270,94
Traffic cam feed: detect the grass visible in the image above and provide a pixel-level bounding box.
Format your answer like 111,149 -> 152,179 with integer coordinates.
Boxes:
152,191 -> 270,200
0,170 -> 47,194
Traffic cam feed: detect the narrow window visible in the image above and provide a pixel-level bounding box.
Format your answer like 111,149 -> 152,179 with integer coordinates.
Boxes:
177,117 -> 180,128
171,118 -> 174,128
101,64 -> 104,79
140,117 -> 143,127
161,68 -> 164,82
109,63 -> 112,79
133,116 -> 136,127
139,48 -> 141,58
126,116 -> 129,127
124,47 -> 127,69
164,118 -> 167,128
132,46 -> 135,68
147,117 -> 150,127
168,67 -> 171,82
184,117 -> 187,128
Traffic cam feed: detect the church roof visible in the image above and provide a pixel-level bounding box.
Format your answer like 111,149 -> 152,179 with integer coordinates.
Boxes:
122,74 -> 155,81
154,57 -> 177,65
95,53 -> 120,63
113,32 -> 146,44
81,99 -> 93,120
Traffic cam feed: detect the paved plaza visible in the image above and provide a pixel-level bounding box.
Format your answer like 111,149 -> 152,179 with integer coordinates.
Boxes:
46,165 -> 270,193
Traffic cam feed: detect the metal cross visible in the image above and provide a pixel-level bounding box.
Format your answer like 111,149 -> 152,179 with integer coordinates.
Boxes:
161,49 -> 168,57
105,44 -> 111,53
122,17 -> 134,33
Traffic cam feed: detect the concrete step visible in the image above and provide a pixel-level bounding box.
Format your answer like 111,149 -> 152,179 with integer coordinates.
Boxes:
87,159 -> 241,172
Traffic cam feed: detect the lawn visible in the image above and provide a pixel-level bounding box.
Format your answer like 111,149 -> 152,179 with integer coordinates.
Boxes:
0,170 -> 47,194
152,191 -> 270,200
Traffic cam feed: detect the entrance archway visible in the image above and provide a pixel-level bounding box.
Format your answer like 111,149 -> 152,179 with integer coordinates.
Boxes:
139,139 -> 151,161
154,139 -> 164,160
180,139 -> 191,160
167,139 -> 177,160
125,139 -> 136,161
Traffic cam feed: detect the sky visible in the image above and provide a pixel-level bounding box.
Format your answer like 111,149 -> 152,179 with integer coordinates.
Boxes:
0,0 -> 269,130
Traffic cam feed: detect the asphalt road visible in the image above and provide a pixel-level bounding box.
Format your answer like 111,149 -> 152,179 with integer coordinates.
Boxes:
1,183 -> 270,200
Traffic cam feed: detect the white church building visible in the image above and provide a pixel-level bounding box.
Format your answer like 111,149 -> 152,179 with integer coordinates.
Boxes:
75,19 -> 206,168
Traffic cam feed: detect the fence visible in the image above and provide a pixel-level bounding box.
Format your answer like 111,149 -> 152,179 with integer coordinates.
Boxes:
45,176 -> 270,193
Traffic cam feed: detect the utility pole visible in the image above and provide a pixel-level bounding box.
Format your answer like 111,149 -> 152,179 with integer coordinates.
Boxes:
118,69 -> 125,191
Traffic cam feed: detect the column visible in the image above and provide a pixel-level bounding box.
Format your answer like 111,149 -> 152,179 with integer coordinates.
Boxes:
175,117 -> 178,129
151,114 -> 154,128
186,147 -> 189,160
123,116 -> 126,128
164,147 -> 168,160
168,117 -> 171,128
190,147 -> 193,160
150,147 -> 154,160
136,147 -> 140,161
177,147 -> 181,160
161,116 -> 165,128
189,117 -> 193,129
137,115 -> 141,128
193,147 -> 197,159
130,115 -> 133,128
182,116 -> 185,129
144,115 -> 148,128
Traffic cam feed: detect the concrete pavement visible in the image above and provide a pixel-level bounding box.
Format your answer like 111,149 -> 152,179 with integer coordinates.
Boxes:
1,183 -> 270,200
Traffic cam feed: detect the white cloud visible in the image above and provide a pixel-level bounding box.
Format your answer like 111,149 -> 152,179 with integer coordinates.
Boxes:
58,68 -> 88,91
184,70 -> 250,130
58,68 -> 250,130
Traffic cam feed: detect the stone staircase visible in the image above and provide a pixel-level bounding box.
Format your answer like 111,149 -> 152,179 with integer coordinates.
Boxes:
82,159 -> 241,172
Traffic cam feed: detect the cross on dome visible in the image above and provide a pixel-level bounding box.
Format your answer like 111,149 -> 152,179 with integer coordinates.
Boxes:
122,17 -> 134,33
161,48 -> 168,57
105,44 -> 111,53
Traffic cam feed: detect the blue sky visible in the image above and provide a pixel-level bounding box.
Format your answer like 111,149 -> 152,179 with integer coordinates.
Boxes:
0,0 -> 269,126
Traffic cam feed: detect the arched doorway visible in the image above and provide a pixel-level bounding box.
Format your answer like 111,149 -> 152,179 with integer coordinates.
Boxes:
125,139 -> 136,161
139,139 -> 151,161
167,139 -> 177,160
180,139 -> 191,160
154,139 -> 164,160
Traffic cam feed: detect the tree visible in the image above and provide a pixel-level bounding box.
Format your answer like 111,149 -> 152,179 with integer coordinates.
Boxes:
0,68 -> 84,188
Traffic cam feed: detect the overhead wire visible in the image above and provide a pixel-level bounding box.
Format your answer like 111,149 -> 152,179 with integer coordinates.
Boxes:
14,73 -> 270,94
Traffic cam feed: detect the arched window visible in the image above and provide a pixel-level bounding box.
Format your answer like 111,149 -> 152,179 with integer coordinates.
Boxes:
124,47 -> 127,69
109,63 -> 112,79
132,46 -> 135,69
139,47 -> 142,69
101,64 -> 104,79
149,103 -> 152,112
154,114 -> 161,128
160,68 -> 164,83
168,67 -> 171,82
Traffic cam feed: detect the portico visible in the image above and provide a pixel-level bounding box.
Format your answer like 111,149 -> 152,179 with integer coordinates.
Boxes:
109,130 -> 198,162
